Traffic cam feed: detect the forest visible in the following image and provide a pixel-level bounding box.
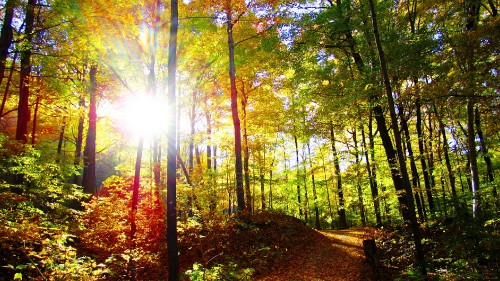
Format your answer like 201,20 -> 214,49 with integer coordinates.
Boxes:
0,0 -> 498,280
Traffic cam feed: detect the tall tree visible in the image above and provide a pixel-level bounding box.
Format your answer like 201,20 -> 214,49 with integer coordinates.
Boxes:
167,0 -> 179,278
82,65 -> 98,194
367,0 -> 426,274
16,0 -> 37,143
0,0 -> 15,87
225,2 -> 246,212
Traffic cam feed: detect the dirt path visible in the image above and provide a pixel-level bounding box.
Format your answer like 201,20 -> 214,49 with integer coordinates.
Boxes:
256,228 -> 376,281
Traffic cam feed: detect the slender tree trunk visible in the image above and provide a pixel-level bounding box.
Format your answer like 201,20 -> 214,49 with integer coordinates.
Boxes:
330,121 -> 347,229
16,0 -> 36,143
398,106 -> 425,222
351,128 -> 366,226
129,137 -> 144,281
321,148 -> 335,229
434,105 -> 458,207
465,0 -> 481,219
0,52 -> 17,118
294,134 -> 303,218
167,0 -> 179,278
31,94 -> 40,145
416,99 -> 435,214
307,142 -> 321,230
226,10 -> 245,212
242,90 -> 252,210
368,0 -> 426,274
260,171 -> 265,210
362,119 -> 382,227
0,0 -> 15,87
151,0 -> 161,188
475,107 -> 495,196
82,65 -> 98,194
73,96 -> 85,185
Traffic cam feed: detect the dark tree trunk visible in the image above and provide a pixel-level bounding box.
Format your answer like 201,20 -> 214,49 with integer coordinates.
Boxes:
260,172 -> 265,210
242,90 -> 252,210
167,0 -> 179,278
31,94 -> 40,145
368,0 -> 426,274
73,96 -> 85,185
0,0 -> 15,87
330,121 -> 347,229
294,134 -> 303,218
362,116 -> 382,227
129,137 -> 144,280
434,105 -> 458,206
475,107 -> 495,196
352,128 -> 366,226
466,0 -> 481,219
307,142 -> 321,230
0,51 -> 17,118
398,105 -> 425,222
16,0 -> 36,143
416,99 -> 435,214
226,10 -> 245,212
82,66 -> 98,194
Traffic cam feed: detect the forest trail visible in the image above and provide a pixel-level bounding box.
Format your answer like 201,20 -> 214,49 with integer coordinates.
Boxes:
256,228 -> 375,281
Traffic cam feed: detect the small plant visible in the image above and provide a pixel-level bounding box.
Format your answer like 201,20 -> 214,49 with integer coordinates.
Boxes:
183,262 -> 254,281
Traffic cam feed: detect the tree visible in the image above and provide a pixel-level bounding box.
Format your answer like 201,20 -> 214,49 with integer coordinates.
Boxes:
82,65 -> 98,194
167,0 -> 179,278
16,0 -> 37,143
367,0 -> 426,274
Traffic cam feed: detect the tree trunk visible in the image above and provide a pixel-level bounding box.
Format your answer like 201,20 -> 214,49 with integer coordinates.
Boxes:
0,0 -> 15,87
307,142 -> 321,230
16,0 -> 36,143
129,137 -> 144,281
398,105 -> 425,222
226,9 -> 245,212
361,116 -> 382,227
416,99 -> 435,214
0,52 -> 17,118
434,105 -> 458,206
242,90 -> 252,210
167,0 -> 179,278
352,128 -> 366,226
475,107 -> 495,196
73,96 -> 85,185
465,0 -> 481,219
368,0 -> 426,274
30,94 -> 40,145
330,121 -> 347,229
82,65 -> 98,194
294,133 -> 303,218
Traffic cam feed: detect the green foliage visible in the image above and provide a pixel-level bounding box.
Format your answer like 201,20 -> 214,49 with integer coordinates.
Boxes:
0,137 -> 100,280
184,262 -> 254,281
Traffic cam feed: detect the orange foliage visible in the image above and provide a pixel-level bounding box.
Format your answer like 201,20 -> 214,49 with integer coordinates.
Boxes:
79,176 -> 167,280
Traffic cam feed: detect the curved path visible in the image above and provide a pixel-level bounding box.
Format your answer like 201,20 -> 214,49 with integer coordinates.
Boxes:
257,228 -> 376,281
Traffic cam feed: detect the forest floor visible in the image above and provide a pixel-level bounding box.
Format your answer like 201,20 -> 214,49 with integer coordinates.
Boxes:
256,228 -> 376,281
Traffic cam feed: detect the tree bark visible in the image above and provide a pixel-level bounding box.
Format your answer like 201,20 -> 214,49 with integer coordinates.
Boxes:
82,65 -> 98,194
167,0 -> 179,278
0,0 -> 15,87
73,96 -> 85,185
330,121 -> 347,229
475,107 -> 495,194
398,105 -> 425,222
416,99 -> 435,214
242,89 -> 252,210
294,133 -> 303,218
226,9 -> 245,212
368,0 -> 426,274
16,0 -> 36,143
362,116 -> 382,227
307,142 -> 321,230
